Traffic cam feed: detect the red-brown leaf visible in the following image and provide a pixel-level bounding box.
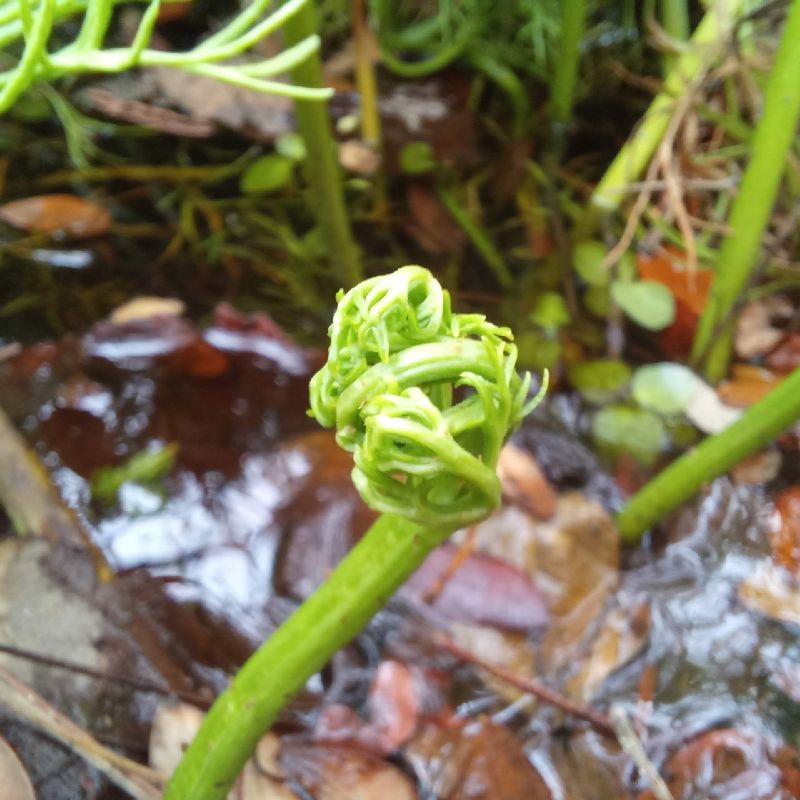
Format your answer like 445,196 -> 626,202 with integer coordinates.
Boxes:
770,487 -> 800,574
0,194 -> 111,239
636,247 -> 712,315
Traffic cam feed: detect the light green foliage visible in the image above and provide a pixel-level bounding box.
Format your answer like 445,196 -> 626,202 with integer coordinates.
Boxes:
611,280 -> 676,331
592,404 -> 665,465
0,0 -> 332,116
399,141 -> 436,174
90,442 -> 177,502
631,362 -> 698,416
568,358 -> 631,403
309,266 -> 544,528
240,153 -> 295,193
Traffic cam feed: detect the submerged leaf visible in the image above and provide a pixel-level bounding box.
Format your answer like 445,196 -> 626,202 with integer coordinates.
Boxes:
90,443 -> 178,502
631,362 -> 698,415
240,154 -> 294,193
611,280 -> 676,330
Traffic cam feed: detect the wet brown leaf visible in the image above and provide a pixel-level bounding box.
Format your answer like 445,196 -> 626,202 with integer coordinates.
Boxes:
638,728 -> 796,800
402,542 -> 549,632
110,297 -> 186,324
497,443 -> 557,520
565,603 -> 651,703
767,333 -> 800,373
0,194 -> 111,238
735,296 -> 794,359
404,183 -> 465,254
0,737 -> 36,800
368,660 -> 419,748
407,720 -> 551,800
339,140 -> 382,175
636,247 -> 712,316
739,561 -> 800,626
731,449 -> 782,485
770,487 -> 800,574
717,364 -> 784,408
280,742 -> 418,800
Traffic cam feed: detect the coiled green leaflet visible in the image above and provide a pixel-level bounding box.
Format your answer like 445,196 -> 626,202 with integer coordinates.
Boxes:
165,266 -> 545,800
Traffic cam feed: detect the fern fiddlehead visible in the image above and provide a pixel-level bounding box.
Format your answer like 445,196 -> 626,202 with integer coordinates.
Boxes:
165,266 -> 545,800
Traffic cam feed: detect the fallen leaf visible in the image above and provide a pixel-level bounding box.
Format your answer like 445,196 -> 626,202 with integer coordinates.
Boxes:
404,183 -> 465,254
735,296 -> 793,359
769,487 -> 800,574
638,728 -> 794,800
110,297 -> 186,324
739,560 -> 800,626
565,603 -> 651,702
401,542 -> 549,632
367,661 -> 420,748
731,449 -> 782,485
636,247 -> 712,315
279,742 -> 418,800
339,140 -> 382,175
406,720 -> 551,800
767,332 -> 800,373
0,194 -> 111,238
717,364 -> 783,407
497,443 -> 557,519
683,377 -> 741,434
0,737 -> 36,800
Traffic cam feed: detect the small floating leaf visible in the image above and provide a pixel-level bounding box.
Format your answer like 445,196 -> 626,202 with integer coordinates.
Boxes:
240,154 -> 294,194
568,359 -> 631,403
399,141 -> 436,174
91,443 -> 178,503
611,280 -> 676,330
573,241 -> 609,286
631,362 -> 699,415
592,405 -> 665,465
528,291 -> 571,330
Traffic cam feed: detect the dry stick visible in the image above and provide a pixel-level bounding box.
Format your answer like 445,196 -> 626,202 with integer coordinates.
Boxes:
436,636 -> 615,738
0,664 -> 164,799
0,642 -> 212,709
610,705 -> 675,800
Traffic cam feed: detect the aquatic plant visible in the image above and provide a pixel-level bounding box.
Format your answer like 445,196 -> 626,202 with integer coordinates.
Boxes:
164,265 -> 546,799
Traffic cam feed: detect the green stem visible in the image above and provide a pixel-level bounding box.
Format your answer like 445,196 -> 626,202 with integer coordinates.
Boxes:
584,0 -> 744,219
281,0 -> 362,287
690,0 -> 800,382
659,0 -> 689,74
549,0 -> 588,129
617,367 -> 800,542
163,513 -> 450,799
436,185 -> 513,290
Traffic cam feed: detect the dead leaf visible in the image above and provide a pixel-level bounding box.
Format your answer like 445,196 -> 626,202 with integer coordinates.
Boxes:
731,449 -> 782,485
565,603 -> 651,703
717,364 -> 783,407
406,720 -> 551,800
280,743 -> 418,800
735,296 -> 793,359
497,443 -> 557,520
769,487 -> 800,574
368,660 -> 419,749
0,194 -> 111,239
339,141 -> 382,175
767,333 -> 800,373
110,297 -> 186,324
404,183 -> 465,254
401,542 -> 549,632
0,738 -> 36,800
636,247 -> 712,316
738,560 -> 800,625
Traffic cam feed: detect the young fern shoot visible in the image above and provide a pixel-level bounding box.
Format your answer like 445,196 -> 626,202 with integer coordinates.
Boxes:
165,266 -> 546,799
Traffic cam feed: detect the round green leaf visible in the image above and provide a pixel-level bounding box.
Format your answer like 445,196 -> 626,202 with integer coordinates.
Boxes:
631,362 -> 699,415
529,291 -> 571,330
611,280 -> 676,331
276,133 -> 306,162
399,141 -> 436,174
240,154 -> 294,194
567,358 -> 631,403
592,405 -> 665,465
573,241 -> 609,286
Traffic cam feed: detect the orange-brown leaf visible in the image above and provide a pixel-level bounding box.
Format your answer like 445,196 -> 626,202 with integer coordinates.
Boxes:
0,194 -> 111,239
636,247 -> 712,316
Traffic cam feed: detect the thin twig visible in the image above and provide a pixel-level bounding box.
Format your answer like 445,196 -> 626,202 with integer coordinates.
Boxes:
0,663 -> 164,799
436,635 -> 616,738
610,705 -> 675,800
0,642 -> 212,708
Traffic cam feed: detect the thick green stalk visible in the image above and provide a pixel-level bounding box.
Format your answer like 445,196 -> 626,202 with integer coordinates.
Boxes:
586,1 -> 744,217
549,0 -> 588,129
660,0 -> 689,73
281,0 -> 362,287
617,367 -> 800,542
164,513 -> 451,799
691,0 -> 800,382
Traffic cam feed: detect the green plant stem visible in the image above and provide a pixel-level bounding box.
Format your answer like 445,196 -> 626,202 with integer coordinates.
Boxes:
436,185 -> 513,290
281,0 -> 362,287
583,0 -> 744,222
660,0 -> 689,73
549,0 -> 587,129
690,0 -> 800,382
163,513 -> 451,799
617,367 -> 800,542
